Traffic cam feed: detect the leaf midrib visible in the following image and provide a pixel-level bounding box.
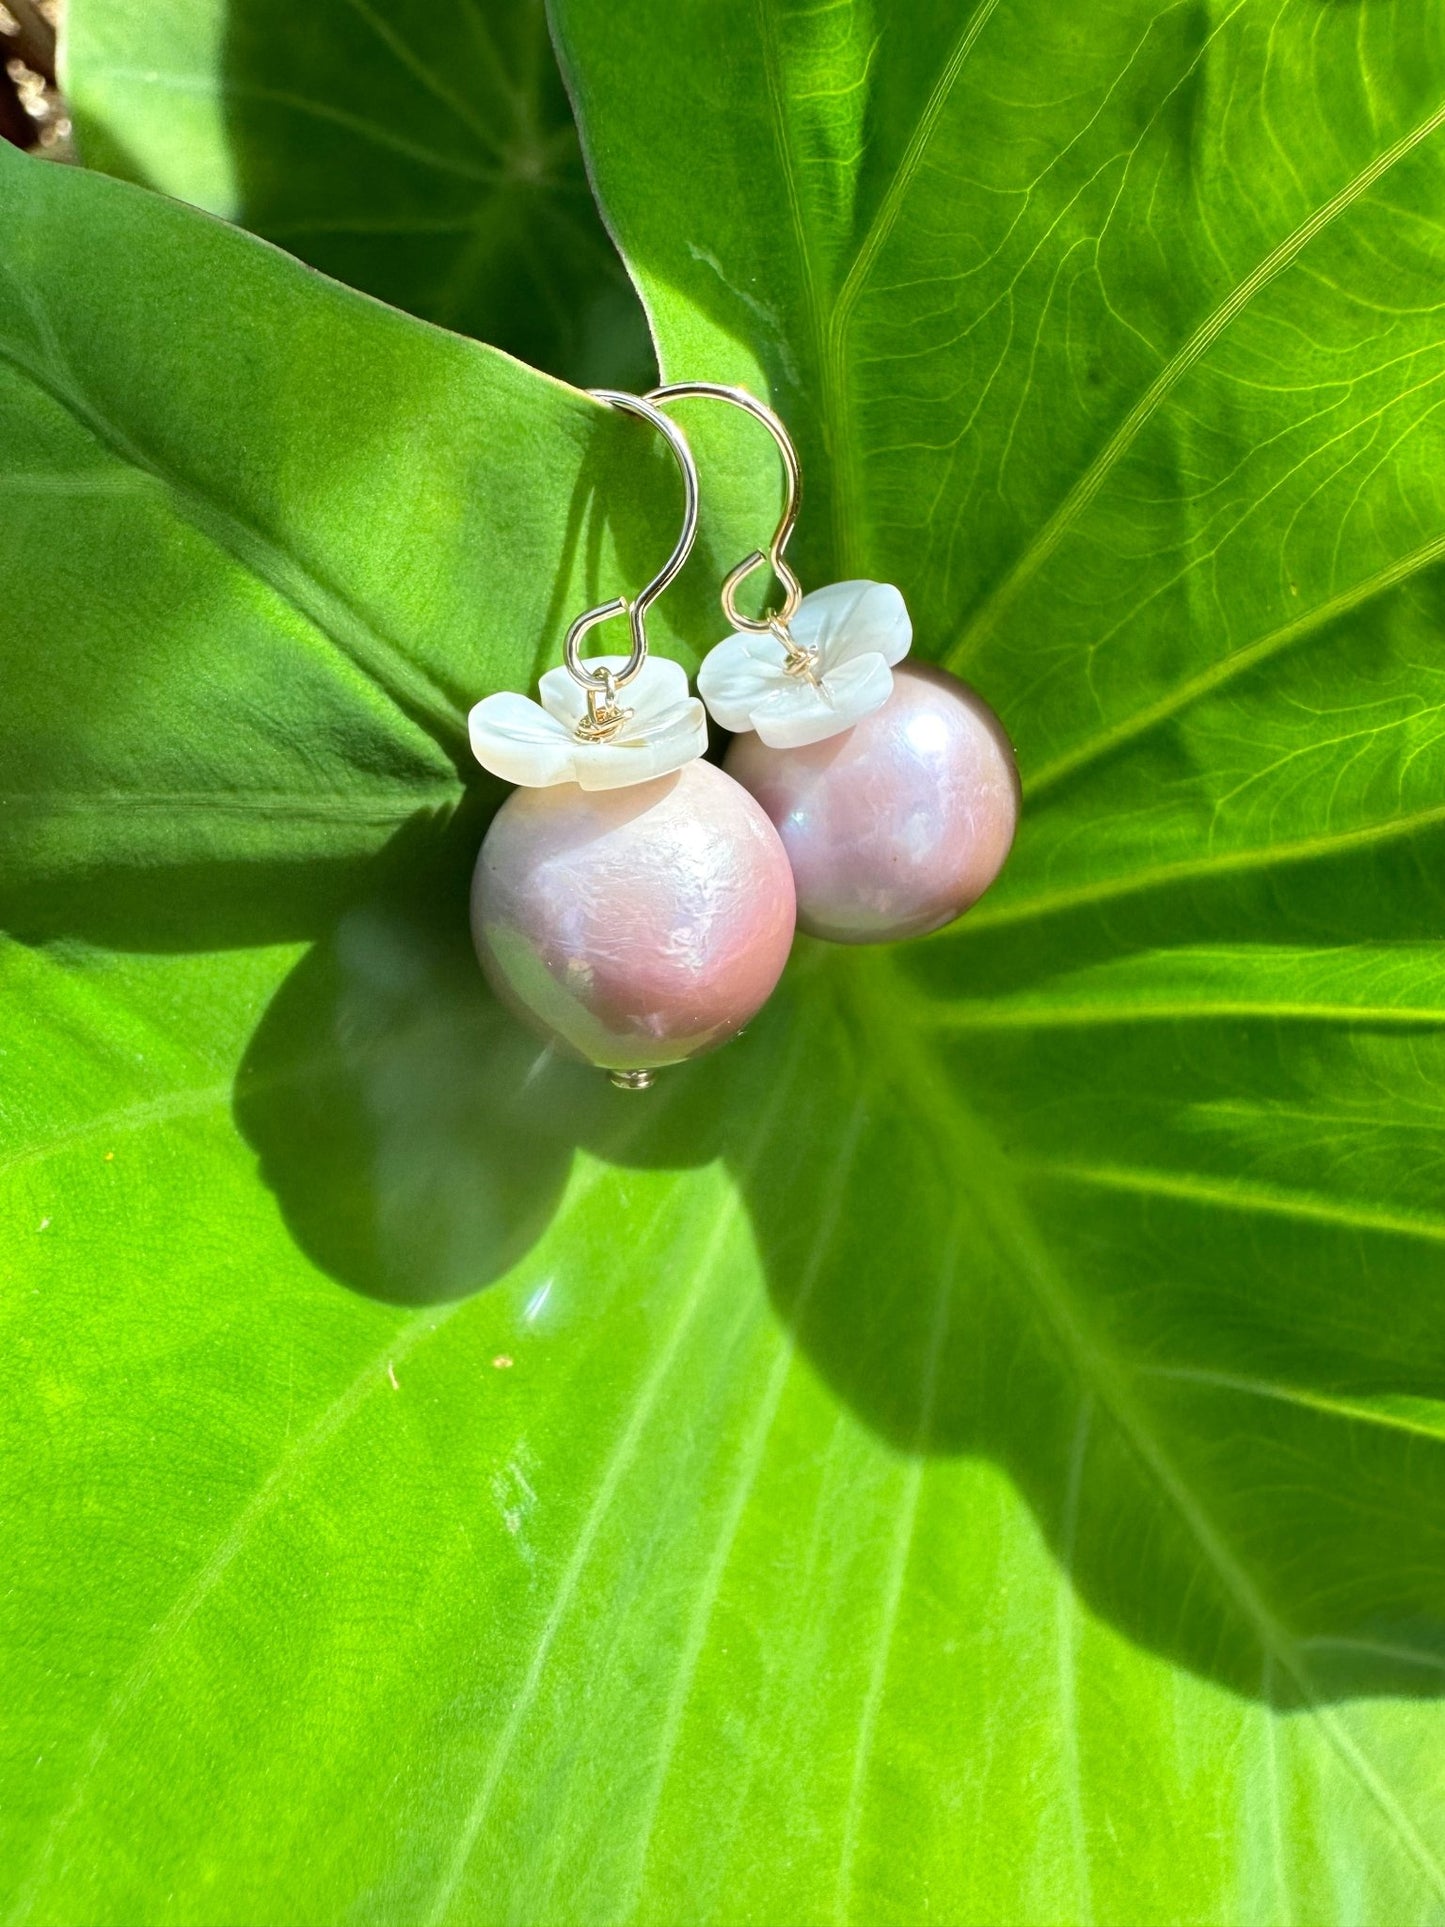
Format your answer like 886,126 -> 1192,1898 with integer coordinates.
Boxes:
945,90 -> 1445,669
1024,530 -> 1445,799
958,794 -> 1445,933
823,0 -> 1006,578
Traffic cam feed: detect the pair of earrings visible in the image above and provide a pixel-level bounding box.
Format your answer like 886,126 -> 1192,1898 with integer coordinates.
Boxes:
468,384 -> 1019,1088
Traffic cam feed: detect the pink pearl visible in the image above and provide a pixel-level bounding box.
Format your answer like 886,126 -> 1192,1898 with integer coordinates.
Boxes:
725,662 -> 1019,944
472,759 -> 796,1074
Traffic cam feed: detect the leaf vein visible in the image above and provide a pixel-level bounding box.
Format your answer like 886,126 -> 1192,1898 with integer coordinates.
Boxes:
948,92 -> 1445,666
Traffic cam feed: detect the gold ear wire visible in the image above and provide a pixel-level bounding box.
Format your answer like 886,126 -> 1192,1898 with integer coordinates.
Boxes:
646,382 -> 804,636
561,389 -> 701,726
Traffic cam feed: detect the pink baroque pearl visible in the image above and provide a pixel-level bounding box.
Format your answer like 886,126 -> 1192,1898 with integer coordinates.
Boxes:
472,759 -> 796,1074
725,662 -> 1020,944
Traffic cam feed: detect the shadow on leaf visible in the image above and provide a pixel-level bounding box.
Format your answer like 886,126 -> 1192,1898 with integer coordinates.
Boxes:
17,750 -> 1443,1717
221,788 -> 1445,1714
231,801 -> 719,1304
215,0 -> 657,389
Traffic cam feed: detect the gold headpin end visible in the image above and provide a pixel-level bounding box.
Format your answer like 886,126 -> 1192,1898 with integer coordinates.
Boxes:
609,1068 -> 656,1091
769,616 -> 820,684
574,673 -> 635,743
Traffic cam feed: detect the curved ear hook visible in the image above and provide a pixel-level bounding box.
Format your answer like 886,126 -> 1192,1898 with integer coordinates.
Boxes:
563,388 -> 701,695
646,382 -> 804,635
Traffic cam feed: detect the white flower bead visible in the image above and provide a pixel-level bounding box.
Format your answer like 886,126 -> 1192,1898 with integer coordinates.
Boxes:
468,655 -> 708,791
697,580 -> 912,748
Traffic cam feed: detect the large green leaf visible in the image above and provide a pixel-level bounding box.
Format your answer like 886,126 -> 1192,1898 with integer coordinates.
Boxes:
0,140 -> 707,948
61,0 -> 655,387
544,0 -> 1445,1911
9,2 -> 1445,1922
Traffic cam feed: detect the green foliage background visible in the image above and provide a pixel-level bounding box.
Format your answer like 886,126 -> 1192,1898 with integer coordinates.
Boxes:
6,0 -> 1445,1920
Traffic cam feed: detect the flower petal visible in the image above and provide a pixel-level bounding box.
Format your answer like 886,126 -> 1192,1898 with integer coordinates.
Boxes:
697,581 -> 912,742
749,650 -> 895,748
790,580 -> 912,671
468,692 -> 577,787
538,654 -> 692,731
571,697 -> 709,789
696,631 -> 791,730
623,656 -> 696,729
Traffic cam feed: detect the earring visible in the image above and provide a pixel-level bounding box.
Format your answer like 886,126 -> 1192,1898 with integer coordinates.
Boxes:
467,390 -> 796,1090
647,383 -> 1020,946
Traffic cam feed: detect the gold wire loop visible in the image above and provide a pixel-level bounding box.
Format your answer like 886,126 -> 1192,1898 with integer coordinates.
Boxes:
646,382 -> 804,637
575,671 -> 634,743
767,614 -> 818,681
722,548 -> 803,634
563,389 -> 701,697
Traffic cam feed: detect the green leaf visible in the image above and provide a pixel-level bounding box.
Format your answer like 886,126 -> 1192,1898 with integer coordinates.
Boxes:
10,2 -> 1445,1922
543,0 -> 1445,1912
0,141 -> 701,947
61,0 -> 655,387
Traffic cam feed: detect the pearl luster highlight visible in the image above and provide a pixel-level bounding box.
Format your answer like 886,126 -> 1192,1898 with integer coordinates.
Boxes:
472,759 -> 796,1072
725,662 -> 1019,943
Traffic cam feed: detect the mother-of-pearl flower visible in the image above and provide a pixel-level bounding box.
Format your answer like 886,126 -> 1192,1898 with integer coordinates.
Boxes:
468,655 -> 707,791
697,579 -> 912,748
